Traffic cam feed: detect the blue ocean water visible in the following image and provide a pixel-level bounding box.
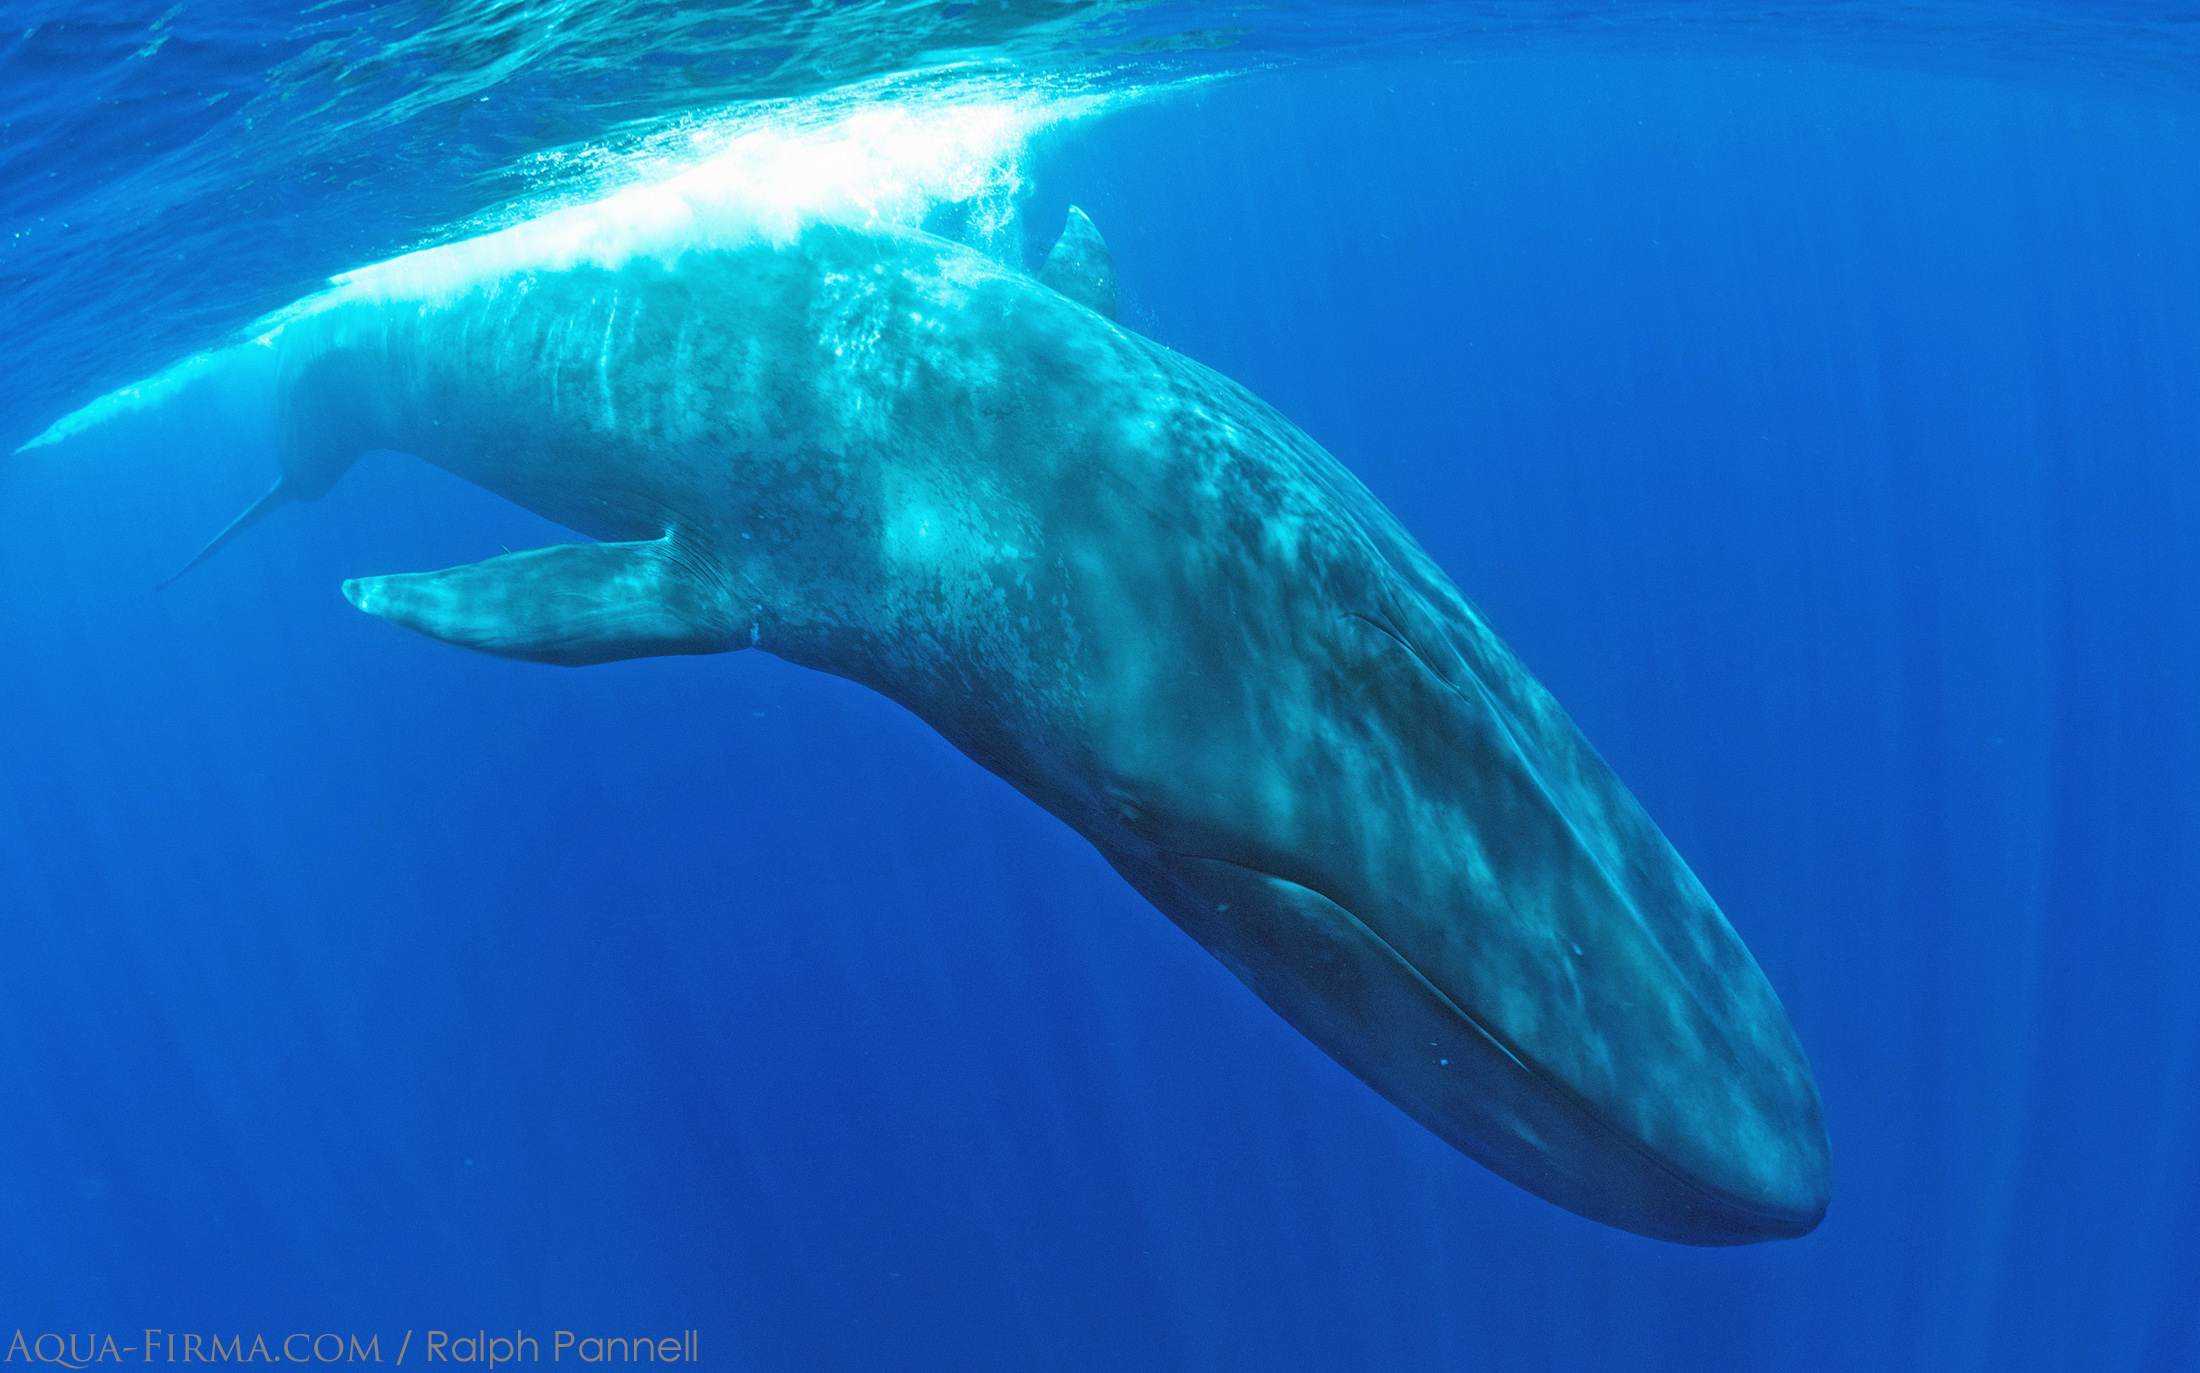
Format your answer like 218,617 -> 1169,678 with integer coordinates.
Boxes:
4,3 -> 2198,1369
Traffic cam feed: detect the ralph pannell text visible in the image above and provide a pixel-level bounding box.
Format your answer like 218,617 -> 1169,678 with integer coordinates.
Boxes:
5,1330 -> 700,1365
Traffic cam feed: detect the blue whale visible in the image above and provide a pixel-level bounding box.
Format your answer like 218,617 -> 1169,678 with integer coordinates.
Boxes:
182,208 -> 1829,1244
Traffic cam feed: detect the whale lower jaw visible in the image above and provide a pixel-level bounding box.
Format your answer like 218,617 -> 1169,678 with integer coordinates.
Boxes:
1130,852 -> 1828,1246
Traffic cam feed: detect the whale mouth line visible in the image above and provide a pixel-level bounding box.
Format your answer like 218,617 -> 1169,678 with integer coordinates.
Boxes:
1171,847 -> 1540,1086
1160,848 -> 1822,1235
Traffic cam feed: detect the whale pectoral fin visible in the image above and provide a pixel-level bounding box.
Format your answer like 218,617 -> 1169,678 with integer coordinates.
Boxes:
341,535 -> 737,667
158,478 -> 294,589
1039,205 -> 1119,321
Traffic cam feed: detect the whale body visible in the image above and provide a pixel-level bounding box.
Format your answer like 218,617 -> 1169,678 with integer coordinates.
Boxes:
188,209 -> 1829,1244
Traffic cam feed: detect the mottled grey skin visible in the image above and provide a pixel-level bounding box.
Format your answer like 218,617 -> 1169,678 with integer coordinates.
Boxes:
230,211 -> 1828,1243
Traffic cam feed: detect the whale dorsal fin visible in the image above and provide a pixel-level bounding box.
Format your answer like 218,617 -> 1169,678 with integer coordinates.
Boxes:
341,534 -> 738,666
1039,206 -> 1119,321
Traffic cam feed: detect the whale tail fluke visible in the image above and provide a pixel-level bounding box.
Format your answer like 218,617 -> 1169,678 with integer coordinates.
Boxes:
157,478 -> 292,590
1040,206 -> 1119,321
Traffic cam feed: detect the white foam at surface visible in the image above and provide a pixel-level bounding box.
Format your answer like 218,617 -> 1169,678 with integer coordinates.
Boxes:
326,70 -> 1101,307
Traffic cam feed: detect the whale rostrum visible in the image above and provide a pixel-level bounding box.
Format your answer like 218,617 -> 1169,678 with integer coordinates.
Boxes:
184,208 -> 1830,1244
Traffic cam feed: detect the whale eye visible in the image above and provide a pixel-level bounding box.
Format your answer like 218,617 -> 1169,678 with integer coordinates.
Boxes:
1105,786 -> 1156,838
